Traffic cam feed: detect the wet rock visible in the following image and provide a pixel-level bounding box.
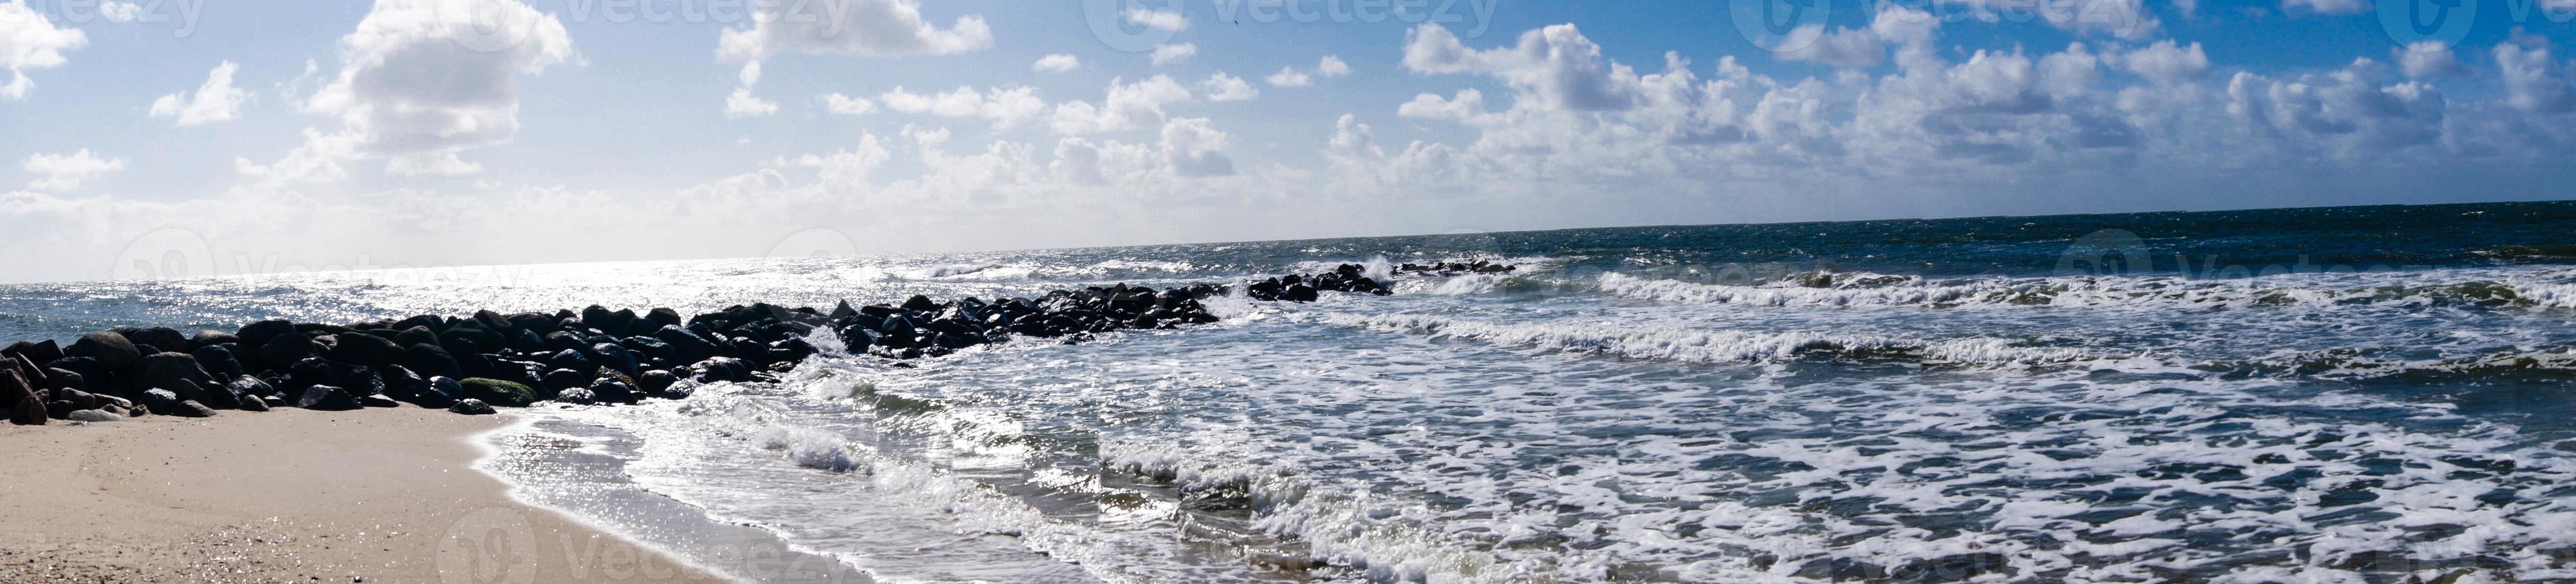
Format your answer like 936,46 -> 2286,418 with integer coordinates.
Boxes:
590,379 -> 634,404
296,385 -> 362,411
66,332 -> 142,371
449,398 -> 496,415
459,378 -> 537,408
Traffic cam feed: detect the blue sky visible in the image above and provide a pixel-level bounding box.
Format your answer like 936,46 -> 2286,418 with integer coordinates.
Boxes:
1,0 -> 2572,283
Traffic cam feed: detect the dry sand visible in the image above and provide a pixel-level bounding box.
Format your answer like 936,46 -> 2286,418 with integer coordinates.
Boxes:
0,407 -> 734,583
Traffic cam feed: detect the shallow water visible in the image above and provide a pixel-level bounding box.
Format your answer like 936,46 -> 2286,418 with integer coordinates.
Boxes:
13,201 -> 2576,582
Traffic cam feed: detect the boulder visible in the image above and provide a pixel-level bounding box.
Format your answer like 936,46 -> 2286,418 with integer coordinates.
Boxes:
295,385 -> 362,411
590,379 -> 634,404
49,387 -> 101,411
393,326 -> 442,350
636,370 -> 678,396
330,332 -> 405,366
0,369 -> 32,406
138,389 -> 185,415
4,339 -> 65,366
541,368 -> 590,394
359,394 -> 401,408
403,343 -> 465,380
235,393 -> 270,412
135,353 -> 220,405
654,325 -> 721,364
189,345 -> 246,380
121,327 -> 191,353
11,393 -> 45,425
190,330 -> 241,347
236,319 -> 296,347
66,332 -> 142,371
590,343 -> 639,375
448,399 -> 496,415
66,409 -> 120,423
553,386 -> 597,405
459,378 -> 537,408
171,400 -> 217,418
41,368 -> 85,393
224,377 -> 273,405
256,332 -> 315,371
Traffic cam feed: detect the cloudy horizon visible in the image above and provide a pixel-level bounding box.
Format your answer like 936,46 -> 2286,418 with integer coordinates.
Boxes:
3,0 -> 2574,284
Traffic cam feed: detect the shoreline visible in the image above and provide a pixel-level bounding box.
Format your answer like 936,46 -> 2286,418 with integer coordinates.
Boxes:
0,407 -> 732,583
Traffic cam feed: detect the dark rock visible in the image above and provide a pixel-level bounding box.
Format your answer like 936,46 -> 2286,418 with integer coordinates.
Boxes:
237,319 -> 296,347
403,343 -> 465,380
139,389 -> 185,415
590,379 -> 634,404
636,370 -> 678,396
4,339 -> 65,366
49,387 -> 101,410
1284,284 -> 1320,302
122,327 -> 191,353
295,385 -> 362,411
554,387 -> 597,405
394,326 -> 442,350
330,332 -> 404,366
590,343 -> 638,375
654,325 -> 721,364
541,368 -> 590,393
224,375 -> 272,403
189,345 -> 246,380
11,393 -> 44,425
235,392 -> 270,412
360,394 -> 400,408
172,399 -> 217,418
66,332 -> 142,371
257,332 -> 315,371
191,330 -> 241,347
40,368 -> 83,393
136,352 -> 220,405
0,368 -> 32,406
459,378 -> 538,408
449,399 -> 496,415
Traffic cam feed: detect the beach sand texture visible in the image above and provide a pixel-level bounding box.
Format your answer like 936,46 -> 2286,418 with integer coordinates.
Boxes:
0,408 -> 730,583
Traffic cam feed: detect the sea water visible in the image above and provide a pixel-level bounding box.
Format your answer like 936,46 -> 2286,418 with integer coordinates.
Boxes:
11,201 -> 2576,582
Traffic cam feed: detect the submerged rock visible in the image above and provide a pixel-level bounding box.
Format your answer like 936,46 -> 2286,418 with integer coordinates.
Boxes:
459,378 -> 537,408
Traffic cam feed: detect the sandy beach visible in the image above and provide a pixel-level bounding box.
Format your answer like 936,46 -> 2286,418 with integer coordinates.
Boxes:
0,408 -> 731,583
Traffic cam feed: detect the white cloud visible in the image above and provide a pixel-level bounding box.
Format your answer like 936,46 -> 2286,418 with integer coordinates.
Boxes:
1317,55 -> 1352,77
0,1 -> 88,100
1124,8 -> 1189,32
1397,89 -> 1490,122
880,85 -> 1047,126
2396,42 -> 2466,77
260,0 -> 576,180
823,92 -> 878,115
1404,23 -> 1641,111
1774,24 -> 1887,69
1199,72 -> 1258,101
149,61 -> 251,126
24,150 -> 126,191
1033,54 -> 1081,73
99,1 -> 141,21
2122,40 -> 2210,84
2497,39 -> 2573,114
1151,43 -> 1197,66
727,61 -> 779,119
2282,0 -> 2372,14
1934,0 -> 2159,39
1050,75 -> 1194,134
718,0 -> 992,61
1267,66 -> 1313,87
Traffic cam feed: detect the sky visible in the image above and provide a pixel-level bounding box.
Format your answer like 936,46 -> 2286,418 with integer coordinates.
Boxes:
1,0 -> 2572,284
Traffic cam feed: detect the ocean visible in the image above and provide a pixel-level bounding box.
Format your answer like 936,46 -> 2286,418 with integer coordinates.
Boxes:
10,200 -> 2576,582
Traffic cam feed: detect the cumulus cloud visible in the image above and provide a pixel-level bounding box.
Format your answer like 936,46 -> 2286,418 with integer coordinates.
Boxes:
1267,67 -> 1312,87
1199,72 -> 1258,101
2282,0 -> 2372,14
727,61 -> 780,119
0,1 -> 87,99
2496,39 -> 2573,114
253,0 -> 575,180
2121,41 -> 2210,84
149,61 -> 250,125
879,85 -> 1047,126
1935,0 -> 2159,39
1774,25 -> 1888,69
2396,42 -> 2466,77
1403,23 -> 1641,111
1317,55 -> 1352,76
1050,75 -> 1193,134
1150,43 -> 1196,66
1033,54 -> 1081,73
823,92 -> 878,115
1125,8 -> 1188,32
24,149 -> 126,191
717,0 -> 992,61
